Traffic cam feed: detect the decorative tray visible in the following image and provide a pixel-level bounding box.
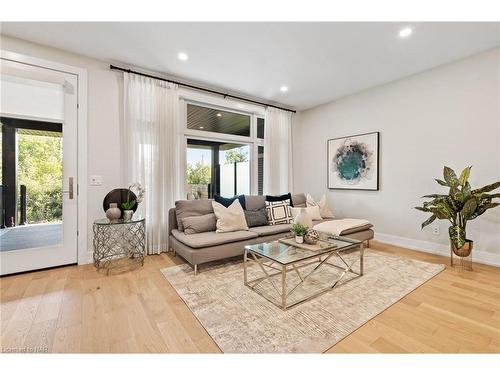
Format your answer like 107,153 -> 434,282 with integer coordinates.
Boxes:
278,237 -> 338,252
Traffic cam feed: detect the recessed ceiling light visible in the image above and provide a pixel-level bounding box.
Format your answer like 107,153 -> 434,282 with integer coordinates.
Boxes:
199,126 -> 204,129
398,27 -> 413,38
280,85 -> 289,93
177,52 -> 189,61
216,113 -> 222,117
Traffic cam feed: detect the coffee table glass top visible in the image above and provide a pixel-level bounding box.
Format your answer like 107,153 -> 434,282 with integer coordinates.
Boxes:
244,235 -> 361,265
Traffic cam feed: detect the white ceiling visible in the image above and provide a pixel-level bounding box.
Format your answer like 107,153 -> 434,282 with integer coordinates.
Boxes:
2,22 -> 500,110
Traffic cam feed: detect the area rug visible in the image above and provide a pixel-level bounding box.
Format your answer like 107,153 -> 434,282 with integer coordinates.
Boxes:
161,249 -> 444,353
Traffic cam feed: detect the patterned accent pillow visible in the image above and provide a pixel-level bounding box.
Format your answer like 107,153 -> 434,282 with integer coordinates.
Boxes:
265,199 -> 293,225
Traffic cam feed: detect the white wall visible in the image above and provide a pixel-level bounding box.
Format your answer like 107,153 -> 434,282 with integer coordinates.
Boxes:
294,48 -> 500,266
1,35 -> 123,262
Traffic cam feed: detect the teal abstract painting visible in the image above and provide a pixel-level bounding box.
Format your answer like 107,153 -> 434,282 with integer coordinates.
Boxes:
327,132 -> 379,190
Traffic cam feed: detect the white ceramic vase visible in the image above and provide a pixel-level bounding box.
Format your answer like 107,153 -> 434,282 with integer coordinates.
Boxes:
123,210 -> 134,221
295,235 -> 304,244
106,203 -> 121,220
294,208 -> 312,228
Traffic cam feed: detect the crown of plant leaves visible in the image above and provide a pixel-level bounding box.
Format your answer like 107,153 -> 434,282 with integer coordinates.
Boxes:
415,166 -> 500,249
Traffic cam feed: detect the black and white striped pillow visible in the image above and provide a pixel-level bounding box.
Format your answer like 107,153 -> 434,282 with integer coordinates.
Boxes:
265,199 -> 293,225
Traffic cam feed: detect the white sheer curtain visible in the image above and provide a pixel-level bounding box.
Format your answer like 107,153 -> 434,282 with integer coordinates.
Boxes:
123,73 -> 182,254
263,107 -> 294,195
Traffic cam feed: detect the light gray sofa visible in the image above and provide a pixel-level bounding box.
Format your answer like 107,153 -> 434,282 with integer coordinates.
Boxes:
168,193 -> 374,273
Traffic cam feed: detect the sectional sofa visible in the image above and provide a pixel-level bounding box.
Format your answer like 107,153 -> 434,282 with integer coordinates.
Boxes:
168,193 -> 374,273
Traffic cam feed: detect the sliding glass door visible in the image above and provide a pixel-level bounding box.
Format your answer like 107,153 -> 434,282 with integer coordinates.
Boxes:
186,139 -> 250,199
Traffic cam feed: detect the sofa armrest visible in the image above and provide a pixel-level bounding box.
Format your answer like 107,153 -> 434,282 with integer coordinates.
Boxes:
168,207 -> 178,235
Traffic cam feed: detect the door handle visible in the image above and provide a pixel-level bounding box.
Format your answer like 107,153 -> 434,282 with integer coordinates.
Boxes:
62,177 -> 74,199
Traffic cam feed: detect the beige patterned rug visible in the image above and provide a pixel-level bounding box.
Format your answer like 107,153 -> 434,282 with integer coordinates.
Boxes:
161,249 -> 444,353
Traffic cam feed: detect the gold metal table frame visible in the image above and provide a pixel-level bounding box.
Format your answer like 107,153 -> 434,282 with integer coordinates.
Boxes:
244,239 -> 364,310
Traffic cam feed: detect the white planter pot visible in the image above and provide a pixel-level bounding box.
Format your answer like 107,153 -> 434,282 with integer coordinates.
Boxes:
295,235 -> 304,244
123,210 -> 134,221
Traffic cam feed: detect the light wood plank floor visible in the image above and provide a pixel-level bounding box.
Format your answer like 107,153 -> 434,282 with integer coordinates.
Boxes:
1,241 -> 499,353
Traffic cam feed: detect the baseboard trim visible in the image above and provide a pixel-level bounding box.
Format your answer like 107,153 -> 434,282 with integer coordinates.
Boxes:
374,232 -> 500,267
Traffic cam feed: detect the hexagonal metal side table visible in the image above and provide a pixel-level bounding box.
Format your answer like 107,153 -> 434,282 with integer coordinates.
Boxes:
93,217 -> 145,274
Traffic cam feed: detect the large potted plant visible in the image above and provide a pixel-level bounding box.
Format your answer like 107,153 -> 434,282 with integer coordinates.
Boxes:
415,166 -> 500,259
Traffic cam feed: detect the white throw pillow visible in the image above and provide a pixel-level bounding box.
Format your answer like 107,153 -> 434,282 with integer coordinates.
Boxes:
266,199 -> 293,225
212,200 -> 249,233
306,194 -> 334,219
290,206 -> 322,222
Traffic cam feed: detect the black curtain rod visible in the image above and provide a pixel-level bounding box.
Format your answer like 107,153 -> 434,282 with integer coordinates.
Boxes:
110,65 -> 296,114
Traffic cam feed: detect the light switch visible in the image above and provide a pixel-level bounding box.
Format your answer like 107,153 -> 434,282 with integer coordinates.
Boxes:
90,175 -> 103,186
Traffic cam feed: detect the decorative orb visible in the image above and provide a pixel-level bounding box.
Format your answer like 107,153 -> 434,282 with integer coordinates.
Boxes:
304,229 -> 319,245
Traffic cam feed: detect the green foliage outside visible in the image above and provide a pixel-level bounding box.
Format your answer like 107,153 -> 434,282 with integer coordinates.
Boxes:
186,161 -> 211,184
185,147 -> 248,187
18,134 -> 63,223
224,147 -> 248,164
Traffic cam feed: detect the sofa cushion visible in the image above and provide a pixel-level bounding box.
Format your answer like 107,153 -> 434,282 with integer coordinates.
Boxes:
248,224 -> 292,236
175,199 -> 214,232
171,229 -> 258,249
212,200 -> 248,233
311,219 -> 372,235
244,195 -> 266,210
340,223 -> 373,235
266,199 -> 293,225
244,207 -> 268,227
306,193 -> 334,219
214,194 -> 246,209
266,193 -> 293,206
182,213 -> 217,234
291,193 -> 307,208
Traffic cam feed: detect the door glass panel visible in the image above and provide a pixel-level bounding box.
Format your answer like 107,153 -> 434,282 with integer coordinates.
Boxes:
0,118 -> 63,251
185,139 -> 250,199
186,141 -> 212,200
219,144 -> 250,196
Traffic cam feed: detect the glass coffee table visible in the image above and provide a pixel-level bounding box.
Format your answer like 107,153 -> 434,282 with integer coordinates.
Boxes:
244,234 -> 364,310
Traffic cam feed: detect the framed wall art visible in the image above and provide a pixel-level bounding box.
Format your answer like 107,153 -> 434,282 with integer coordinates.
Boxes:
327,132 -> 379,190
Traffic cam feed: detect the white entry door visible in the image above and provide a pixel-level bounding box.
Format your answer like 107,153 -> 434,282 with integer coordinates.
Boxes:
0,58 -> 78,275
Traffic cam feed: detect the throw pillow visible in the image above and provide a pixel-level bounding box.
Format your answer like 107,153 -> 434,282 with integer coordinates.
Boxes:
214,194 -> 246,209
181,213 -> 217,235
265,199 -> 293,225
290,206 -> 322,221
306,193 -> 334,219
212,200 -> 249,233
244,208 -> 268,227
265,193 -> 294,207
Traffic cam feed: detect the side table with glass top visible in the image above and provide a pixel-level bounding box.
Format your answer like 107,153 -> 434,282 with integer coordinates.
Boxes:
93,217 -> 146,274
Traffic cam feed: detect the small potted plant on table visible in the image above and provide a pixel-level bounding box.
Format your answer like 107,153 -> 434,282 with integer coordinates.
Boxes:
121,183 -> 145,221
415,166 -> 500,269
291,223 -> 308,244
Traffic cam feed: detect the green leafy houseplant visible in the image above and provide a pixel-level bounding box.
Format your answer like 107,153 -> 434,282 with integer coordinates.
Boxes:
121,199 -> 136,211
291,223 -> 308,237
415,166 -> 500,256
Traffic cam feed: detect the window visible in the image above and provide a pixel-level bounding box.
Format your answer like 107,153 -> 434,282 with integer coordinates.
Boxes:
257,146 -> 264,195
187,104 -> 251,137
186,139 -> 250,199
257,117 -> 265,139
184,101 -> 264,199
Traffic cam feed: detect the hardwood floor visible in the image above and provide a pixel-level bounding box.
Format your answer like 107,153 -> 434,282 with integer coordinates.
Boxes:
1,241 -> 499,353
